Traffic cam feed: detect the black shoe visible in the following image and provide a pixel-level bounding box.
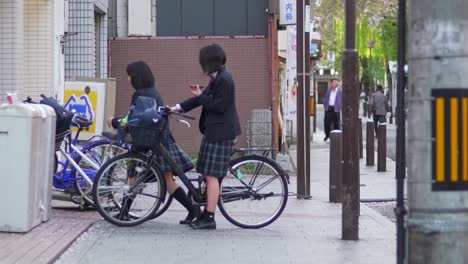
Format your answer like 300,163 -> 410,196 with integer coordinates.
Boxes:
324,136 -> 329,142
179,206 -> 201,225
189,217 -> 216,230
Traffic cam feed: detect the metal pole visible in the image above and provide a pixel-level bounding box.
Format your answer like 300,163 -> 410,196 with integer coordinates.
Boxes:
313,68 -> 317,133
341,0 -> 360,241
296,0 -> 311,199
329,130 -> 342,203
269,14 -> 280,157
408,0 -> 468,263
377,123 -> 386,172
359,118 -> 363,159
366,121 -> 375,166
395,0 -> 406,263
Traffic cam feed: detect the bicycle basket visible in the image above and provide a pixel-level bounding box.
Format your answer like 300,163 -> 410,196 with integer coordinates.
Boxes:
55,129 -> 70,152
127,117 -> 166,148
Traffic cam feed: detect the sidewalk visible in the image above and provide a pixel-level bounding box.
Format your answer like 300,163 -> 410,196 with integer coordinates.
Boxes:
1,129 -> 397,264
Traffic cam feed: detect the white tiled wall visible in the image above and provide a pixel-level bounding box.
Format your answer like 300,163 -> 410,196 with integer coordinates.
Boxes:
98,14 -> 108,78
24,0 -> 54,100
0,0 -> 24,103
0,0 -> 108,103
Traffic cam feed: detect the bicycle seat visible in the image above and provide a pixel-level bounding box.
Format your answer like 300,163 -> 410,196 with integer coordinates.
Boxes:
72,115 -> 93,129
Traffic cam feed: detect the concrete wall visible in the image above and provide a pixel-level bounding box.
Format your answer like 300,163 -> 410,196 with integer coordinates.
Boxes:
115,0 -> 157,37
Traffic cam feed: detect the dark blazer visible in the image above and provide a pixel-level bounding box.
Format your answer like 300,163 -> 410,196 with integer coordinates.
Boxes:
180,67 -> 241,142
323,88 -> 343,112
113,87 -> 174,142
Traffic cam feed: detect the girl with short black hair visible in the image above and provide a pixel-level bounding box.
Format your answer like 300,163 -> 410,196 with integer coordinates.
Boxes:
172,44 -> 241,229
108,61 -> 200,223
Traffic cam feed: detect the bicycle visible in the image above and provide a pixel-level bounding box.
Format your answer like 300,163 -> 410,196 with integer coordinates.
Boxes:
25,95 -> 127,208
92,107 -> 289,228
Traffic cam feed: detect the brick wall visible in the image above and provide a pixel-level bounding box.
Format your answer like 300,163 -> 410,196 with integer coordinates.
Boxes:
109,37 -> 271,153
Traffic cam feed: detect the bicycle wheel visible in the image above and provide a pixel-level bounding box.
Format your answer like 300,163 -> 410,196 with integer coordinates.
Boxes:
92,152 -> 166,226
150,193 -> 173,219
218,155 -> 288,229
74,140 -> 127,206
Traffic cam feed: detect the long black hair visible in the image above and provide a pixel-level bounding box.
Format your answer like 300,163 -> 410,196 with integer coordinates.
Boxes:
126,61 -> 155,90
199,44 -> 226,74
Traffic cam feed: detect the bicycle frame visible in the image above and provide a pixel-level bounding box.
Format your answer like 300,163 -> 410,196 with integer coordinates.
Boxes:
152,142 -> 202,200
151,142 -> 268,203
54,129 -> 113,189
58,138 -> 100,185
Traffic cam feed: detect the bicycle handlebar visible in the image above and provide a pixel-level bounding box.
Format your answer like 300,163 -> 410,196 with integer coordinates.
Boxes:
158,106 -> 196,120
174,111 -> 195,120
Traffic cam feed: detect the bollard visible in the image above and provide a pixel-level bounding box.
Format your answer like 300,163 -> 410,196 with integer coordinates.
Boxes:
366,121 -> 374,166
329,130 -> 342,203
358,118 -> 363,159
377,123 -> 387,171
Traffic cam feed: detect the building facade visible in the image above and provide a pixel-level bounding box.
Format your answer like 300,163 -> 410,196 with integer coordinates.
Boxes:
0,0 -> 56,102
65,0 -> 108,81
0,0 -> 109,103
107,0 -> 274,153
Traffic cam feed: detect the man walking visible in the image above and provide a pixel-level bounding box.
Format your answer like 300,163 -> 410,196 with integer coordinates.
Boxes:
323,78 -> 342,141
369,84 -> 390,135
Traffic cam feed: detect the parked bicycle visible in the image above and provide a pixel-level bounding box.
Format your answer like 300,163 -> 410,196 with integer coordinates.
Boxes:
25,95 -> 127,208
92,107 -> 289,228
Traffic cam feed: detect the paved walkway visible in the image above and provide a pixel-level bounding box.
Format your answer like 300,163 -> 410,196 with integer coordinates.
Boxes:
1,127 -> 398,264
0,201 -> 100,264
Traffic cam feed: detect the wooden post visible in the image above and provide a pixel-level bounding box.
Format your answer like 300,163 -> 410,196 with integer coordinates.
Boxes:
366,121 -> 375,166
377,123 -> 387,171
329,130 -> 342,203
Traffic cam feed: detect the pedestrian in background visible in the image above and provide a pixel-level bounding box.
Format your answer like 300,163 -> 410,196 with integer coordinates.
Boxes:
323,78 -> 342,142
369,84 -> 390,135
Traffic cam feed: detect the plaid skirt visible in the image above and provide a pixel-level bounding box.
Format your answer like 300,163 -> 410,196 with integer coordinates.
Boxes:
196,137 -> 235,178
155,141 -> 194,173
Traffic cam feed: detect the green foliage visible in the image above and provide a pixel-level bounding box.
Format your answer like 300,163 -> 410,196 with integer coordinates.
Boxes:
314,0 -> 398,91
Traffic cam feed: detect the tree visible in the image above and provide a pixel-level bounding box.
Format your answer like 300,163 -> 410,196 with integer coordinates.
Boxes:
314,0 -> 398,94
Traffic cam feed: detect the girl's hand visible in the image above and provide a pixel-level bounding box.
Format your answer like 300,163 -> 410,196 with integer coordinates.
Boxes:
189,84 -> 202,96
169,106 -> 178,112
106,116 -> 114,128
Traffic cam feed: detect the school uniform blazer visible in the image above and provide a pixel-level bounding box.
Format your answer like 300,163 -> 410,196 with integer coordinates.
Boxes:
112,87 -> 175,142
179,67 -> 241,142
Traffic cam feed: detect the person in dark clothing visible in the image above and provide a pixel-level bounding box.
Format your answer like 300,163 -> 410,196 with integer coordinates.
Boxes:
107,61 -> 199,224
369,84 -> 390,135
171,44 -> 241,230
323,78 -> 342,141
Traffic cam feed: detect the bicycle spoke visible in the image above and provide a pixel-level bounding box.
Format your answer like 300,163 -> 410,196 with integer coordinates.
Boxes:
93,153 -> 165,226
219,157 -> 288,228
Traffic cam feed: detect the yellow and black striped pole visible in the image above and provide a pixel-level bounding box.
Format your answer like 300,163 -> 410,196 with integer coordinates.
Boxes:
432,89 -> 468,190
